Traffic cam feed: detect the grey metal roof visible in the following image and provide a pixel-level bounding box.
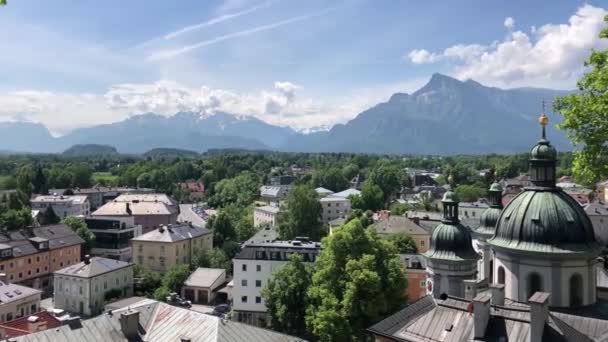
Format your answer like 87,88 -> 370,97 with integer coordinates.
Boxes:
178,204 -> 207,228
0,281 -> 41,304
55,257 -> 132,278
184,268 -> 226,288
235,241 -> 321,260
131,224 -> 211,243
15,299 -> 305,341
0,225 -> 83,259
367,295 -> 608,342
423,221 -> 480,262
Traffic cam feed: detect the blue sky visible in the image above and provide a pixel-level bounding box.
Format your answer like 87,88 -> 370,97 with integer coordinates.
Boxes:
0,0 -> 606,134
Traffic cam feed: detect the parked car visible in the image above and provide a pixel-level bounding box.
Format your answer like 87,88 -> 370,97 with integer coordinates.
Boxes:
166,292 -> 192,307
213,304 -> 230,314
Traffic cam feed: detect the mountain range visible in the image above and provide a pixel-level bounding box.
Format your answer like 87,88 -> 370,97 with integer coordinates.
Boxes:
0,73 -> 573,155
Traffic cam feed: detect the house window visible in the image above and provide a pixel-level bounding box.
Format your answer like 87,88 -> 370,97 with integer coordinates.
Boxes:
241,279 -> 248,287
242,264 -> 247,272
256,265 -> 261,272
255,280 -> 262,287
241,296 -> 248,303
420,281 -> 426,288
28,258 -> 31,264
18,272 -> 22,278
255,297 -> 262,304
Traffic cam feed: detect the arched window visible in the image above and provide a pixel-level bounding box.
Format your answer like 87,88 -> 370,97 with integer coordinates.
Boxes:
497,266 -> 505,285
570,274 -> 583,307
527,273 -> 543,299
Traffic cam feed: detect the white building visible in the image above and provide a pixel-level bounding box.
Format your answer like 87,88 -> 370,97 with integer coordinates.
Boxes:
53,256 -> 133,316
232,239 -> 321,327
31,195 -> 90,218
314,187 -> 334,198
259,185 -> 291,203
457,200 -> 489,220
253,205 -> 280,228
319,188 -> 360,224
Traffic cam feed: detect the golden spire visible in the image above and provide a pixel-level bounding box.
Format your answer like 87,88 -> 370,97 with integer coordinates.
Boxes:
539,100 -> 548,139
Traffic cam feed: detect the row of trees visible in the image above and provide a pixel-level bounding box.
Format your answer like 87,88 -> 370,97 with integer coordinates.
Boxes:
263,219 -> 407,341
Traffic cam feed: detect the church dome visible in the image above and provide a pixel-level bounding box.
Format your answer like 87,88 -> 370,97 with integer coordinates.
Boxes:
530,140 -> 557,161
476,182 -> 503,238
424,191 -> 480,261
489,112 -> 600,255
488,189 -> 599,254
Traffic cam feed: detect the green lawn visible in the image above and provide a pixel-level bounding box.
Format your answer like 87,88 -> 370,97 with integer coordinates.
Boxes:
92,172 -> 118,184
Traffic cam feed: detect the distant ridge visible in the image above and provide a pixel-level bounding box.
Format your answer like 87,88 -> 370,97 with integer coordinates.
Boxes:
143,148 -> 200,158
0,74 -> 574,155
62,144 -> 118,156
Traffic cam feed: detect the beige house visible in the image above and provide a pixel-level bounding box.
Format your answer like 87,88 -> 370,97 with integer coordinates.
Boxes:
181,268 -> 227,304
0,278 -> 41,323
131,224 -> 213,272
92,200 -> 178,234
370,215 -> 432,253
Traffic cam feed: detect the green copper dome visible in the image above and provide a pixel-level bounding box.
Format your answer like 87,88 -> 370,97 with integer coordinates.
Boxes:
488,189 -> 600,254
530,139 -> 557,161
425,222 -> 480,261
476,182 -> 503,238
424,189 -> 479,261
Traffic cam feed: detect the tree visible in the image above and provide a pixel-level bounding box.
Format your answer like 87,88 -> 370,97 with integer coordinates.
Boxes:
136,172 -> 154,188
67,163 -> 93,188
62,216 -> 95,254
554,16 -> 608,184
350,181 -> 384,212
42,205 -> 60,225
211,172 -> 259,207
0,208 -> 33,230
454,184 -> 486,202
208,211 -> 236,247
306,219 -> 407,341
32,166 -> 48,195
161,264 -> 191,293
134,265 -> 162,297
388,233 -> 418,254
312,168 -> 349,192
16,166 -> 33,207
368,163 -> 401,203
262,254 -> 313,338
154,286 -> 171,301
235,206 -> 256,241
192,248 -> 231,270
279,185 -> 323,240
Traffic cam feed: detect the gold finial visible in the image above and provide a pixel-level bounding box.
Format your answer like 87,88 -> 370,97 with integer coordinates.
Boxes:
447,173 -> 454,185
539,100 -> 548,139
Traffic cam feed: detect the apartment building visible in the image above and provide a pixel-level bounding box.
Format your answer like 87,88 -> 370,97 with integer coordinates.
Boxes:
253,205 -> 280,228
53,256 -> 133,316
0,225 -> 84,294
49,187 -> 156,210
92,196 -> 178,234
31,195 -> 90,218
232,239 -> 321,327
86,216 -> 142,261
131,224 -> 213,272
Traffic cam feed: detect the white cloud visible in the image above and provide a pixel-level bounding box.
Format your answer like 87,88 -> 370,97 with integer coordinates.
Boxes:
0,78 -> 426,135
406,4 -> 608,88
504,17 -> 515,29
407,49 -> 441,64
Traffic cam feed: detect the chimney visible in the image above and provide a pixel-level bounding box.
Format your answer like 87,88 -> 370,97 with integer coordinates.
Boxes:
410,216 -> 420,225
473,292 -> 491,339
490,283 -> 505,306
27,315 -> 47,333
464,279 -> 478,300
158,225 -> 165,233
83,255 -> 91,265
126,202 -> 132,215
0,273 -> 8,284
120,310 -> 140,339
529,292 -> 550,342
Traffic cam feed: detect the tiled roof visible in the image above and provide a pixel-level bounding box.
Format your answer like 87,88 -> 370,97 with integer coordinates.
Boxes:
0,311 -> 62,339
15,299 -> 305,341
131,224 -> 210,243
55,257 -> 132,278
370,216 -> 431,236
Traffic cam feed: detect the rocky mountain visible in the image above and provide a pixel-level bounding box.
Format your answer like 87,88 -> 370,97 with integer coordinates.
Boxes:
284,73 -> 573,154
0,74 -> 574,155
62,144 -> 119,157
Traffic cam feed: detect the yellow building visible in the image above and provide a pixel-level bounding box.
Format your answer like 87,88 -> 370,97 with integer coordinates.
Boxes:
131,224 -> 213,272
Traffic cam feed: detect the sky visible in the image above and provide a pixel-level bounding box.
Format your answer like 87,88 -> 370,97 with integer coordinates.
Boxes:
0,0 -> 607,135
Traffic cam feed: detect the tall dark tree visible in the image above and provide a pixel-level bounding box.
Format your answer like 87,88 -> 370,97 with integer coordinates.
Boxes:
262,254 -> 313,338
32,166 -> 48,195
279,185 -> 323,240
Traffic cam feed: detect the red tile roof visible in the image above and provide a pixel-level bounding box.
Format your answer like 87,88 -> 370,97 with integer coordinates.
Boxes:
0,311 -> 62,338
